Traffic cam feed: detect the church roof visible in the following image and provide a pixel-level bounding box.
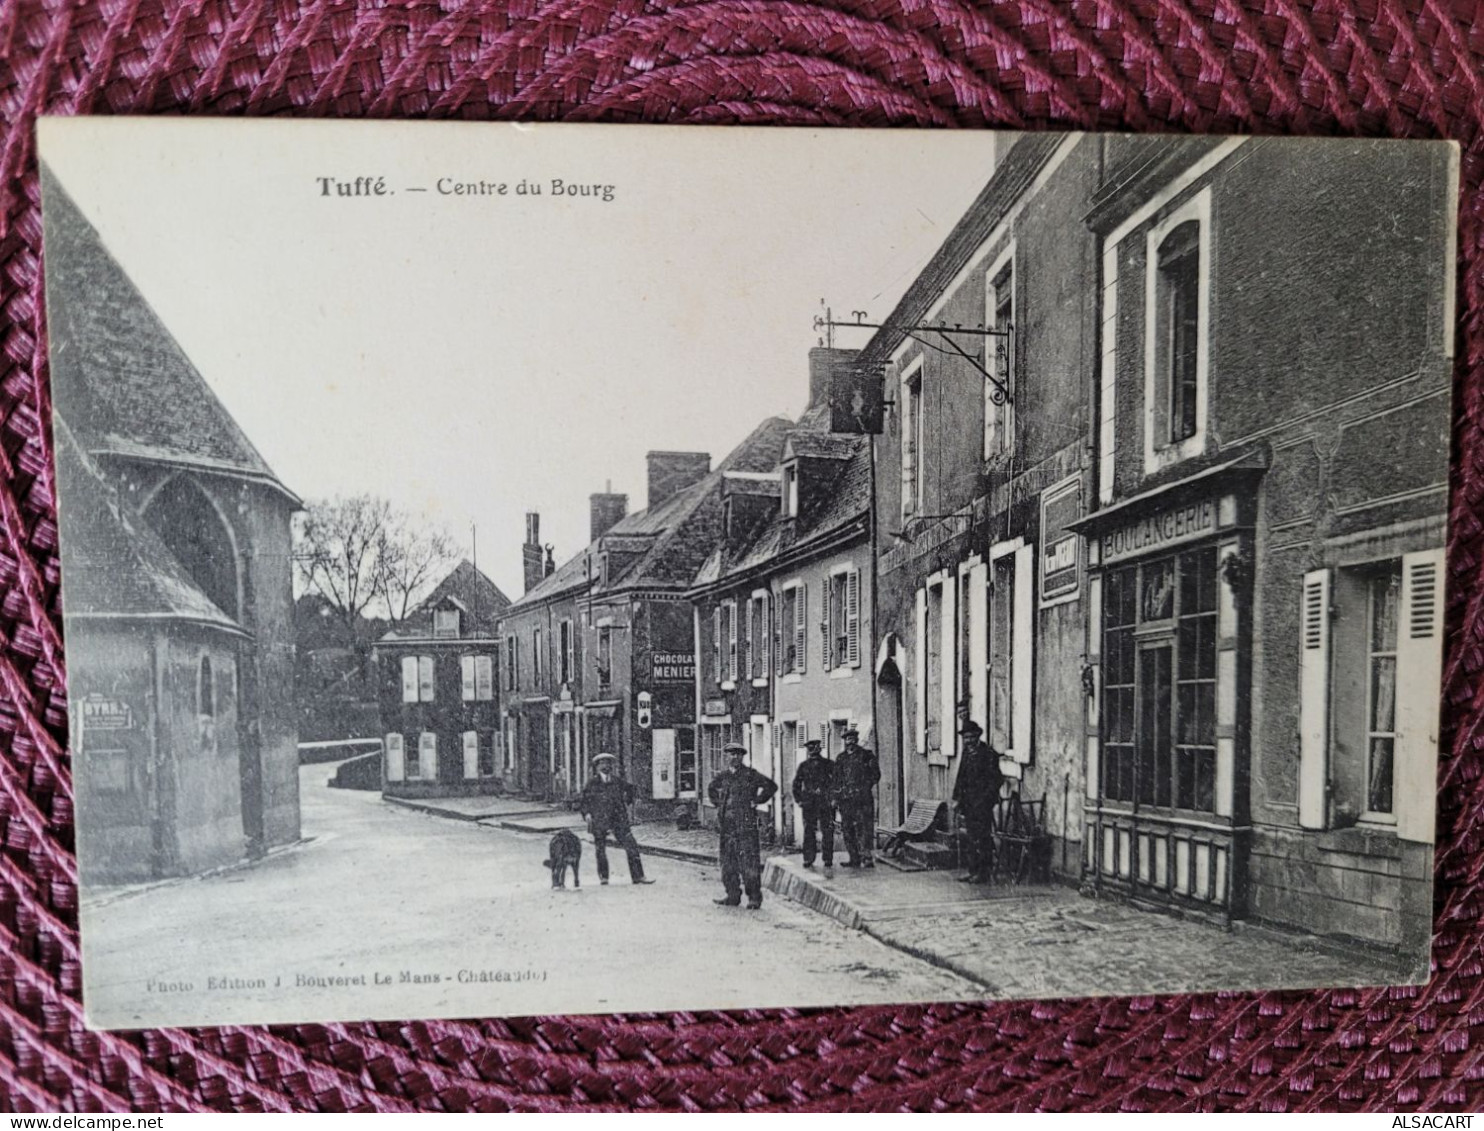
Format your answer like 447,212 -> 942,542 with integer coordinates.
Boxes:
40,165 -> 299,505
53,417 -> 245,635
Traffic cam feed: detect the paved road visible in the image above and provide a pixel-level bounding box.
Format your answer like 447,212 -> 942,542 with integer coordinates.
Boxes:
81,767 -> 977,1029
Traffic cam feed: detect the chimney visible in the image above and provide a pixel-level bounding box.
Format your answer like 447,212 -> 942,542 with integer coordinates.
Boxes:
647,451 -> 711,510
522,512 -> 544,593
590,491 -> 628,542
808,346 -> 859,410
544,546 -> 556,577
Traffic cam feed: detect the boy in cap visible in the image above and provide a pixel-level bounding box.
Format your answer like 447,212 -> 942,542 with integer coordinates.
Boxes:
791,738 -> 836,878
578,753 -> 654,886
707,742 -> 778,909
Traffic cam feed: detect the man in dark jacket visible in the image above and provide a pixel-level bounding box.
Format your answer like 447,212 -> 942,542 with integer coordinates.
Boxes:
834,727 -> 880,869
791,739 -> 836,877
578,753 -> 654,886
708,742 -> 778,909
952,720 -> 1006,883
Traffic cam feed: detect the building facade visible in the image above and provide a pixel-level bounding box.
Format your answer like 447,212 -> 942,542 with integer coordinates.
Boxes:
1075,136 -> 1453,955
45,172 -> 303,882
690,355 -> 873,842
375,560 -> 510,798
864,134 -> 1098,866
500,425 -> 791,813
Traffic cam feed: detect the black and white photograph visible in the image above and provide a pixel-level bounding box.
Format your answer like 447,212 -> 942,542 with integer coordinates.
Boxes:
39,118 -> 1458,1031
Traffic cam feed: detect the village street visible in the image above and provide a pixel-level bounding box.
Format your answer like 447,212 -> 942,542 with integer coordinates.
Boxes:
80,766 -> 977,1029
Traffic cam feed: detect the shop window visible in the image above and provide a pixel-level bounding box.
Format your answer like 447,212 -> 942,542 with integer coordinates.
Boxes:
676,724 -> 698,797
1099,548 -> 1217,812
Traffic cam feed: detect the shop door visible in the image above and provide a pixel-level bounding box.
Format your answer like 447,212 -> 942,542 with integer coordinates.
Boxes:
1136,640 -> 1173,810
750,720 -> 779,841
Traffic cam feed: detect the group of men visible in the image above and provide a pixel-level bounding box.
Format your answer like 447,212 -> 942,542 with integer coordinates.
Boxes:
574,727 -> 881,911
577,718 -> 1005,903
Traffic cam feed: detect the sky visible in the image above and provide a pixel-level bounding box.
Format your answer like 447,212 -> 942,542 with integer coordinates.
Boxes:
41,118 -> 1000,600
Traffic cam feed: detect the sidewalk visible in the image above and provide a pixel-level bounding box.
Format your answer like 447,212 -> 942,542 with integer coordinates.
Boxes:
383,794 -> 719,862
764,857 -> 1417,1000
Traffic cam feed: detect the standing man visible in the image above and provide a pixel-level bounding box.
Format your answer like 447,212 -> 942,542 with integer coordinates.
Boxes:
791,738 -> 836,879
834,726 -> 880,869
952,720 -> 1005,883
579,753 -> 655,886
708,742 -> 778,909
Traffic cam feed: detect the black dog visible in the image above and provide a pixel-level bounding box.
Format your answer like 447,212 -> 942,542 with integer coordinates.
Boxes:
543,829 -> 582,890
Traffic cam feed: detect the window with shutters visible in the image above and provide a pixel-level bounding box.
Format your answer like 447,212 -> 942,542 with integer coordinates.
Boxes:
749,593 -> 768,681
901,358 -> 924,522
827,574 -> 847,670
434,608 -> 460,639
721,600 -> 738,685
596,626 -> 613,695
559,619 -> 573,686
475,655 -> 493,701
989,558 -> 1015,754
418,655 -> 435,702
779,582 -> 806,675
504,636 -> 517,691
385,733 -> 406,782
1327,559 -> 1421,825
461,655 -> 477,701
532,628 -> 544,684
418,731 -> 438,781
479,731 -> 496,777
401,655 -> 419,703
782,463 -> 799,518
925,580 -> 944,756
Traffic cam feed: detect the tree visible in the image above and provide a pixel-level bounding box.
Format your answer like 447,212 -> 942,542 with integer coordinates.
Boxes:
293,495 -> 457,629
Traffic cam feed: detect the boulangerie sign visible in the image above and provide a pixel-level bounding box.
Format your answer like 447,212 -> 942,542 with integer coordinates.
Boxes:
40,117 -> 1456,1031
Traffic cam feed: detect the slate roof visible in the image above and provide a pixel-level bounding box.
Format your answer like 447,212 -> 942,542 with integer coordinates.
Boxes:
40,166 -> 299,504
691,414 -> 870,591
379,560 -> 511,641
506,415 -> 793,612
53,417 -> 244,634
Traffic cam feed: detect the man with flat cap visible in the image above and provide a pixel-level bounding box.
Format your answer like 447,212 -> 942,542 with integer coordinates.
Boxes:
707,742 -> 778,909
791,738 -> 836,878
952,719 -> 1006,883
833,726 -> 880,869
578,752 -> 654,886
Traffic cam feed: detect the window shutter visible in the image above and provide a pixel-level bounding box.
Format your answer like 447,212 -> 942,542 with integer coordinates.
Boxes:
386,734 -> 405,782
968,561 -> 989,729
795,584 -> 808,674
744,597 -> 754,680
915,587 -> 927,755
713,606 -> 722,685
1298,568 -> 1332,830
823,577 -> 835,671
940,574 -> 957,757
476,656 -> 493,701
847,569 -> 862,668
420,732 -> 438,782
727,601 -> 739,681
1012,545 -> 1035,764
760,593 -> 770,680
419,655 -> 435,702
462,731 -> 479,779
1397,548 -> 1445,844
461,656 -> 476,701
401,656 -> 418,703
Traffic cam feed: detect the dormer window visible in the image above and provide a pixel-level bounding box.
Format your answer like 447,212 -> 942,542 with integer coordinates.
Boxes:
782,463 -> 799,518
434,608 -> 460,639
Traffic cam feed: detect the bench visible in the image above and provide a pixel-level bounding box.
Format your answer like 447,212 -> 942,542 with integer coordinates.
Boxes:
882,799 -> 949,861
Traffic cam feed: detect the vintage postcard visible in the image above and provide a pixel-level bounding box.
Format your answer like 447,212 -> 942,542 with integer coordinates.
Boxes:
39,118 -> 1458,1030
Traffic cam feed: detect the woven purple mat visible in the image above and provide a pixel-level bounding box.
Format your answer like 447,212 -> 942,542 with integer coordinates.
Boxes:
2,0 -> 1482,1112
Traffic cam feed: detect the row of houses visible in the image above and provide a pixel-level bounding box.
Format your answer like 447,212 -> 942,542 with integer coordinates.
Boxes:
376,132 -> 1453,956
